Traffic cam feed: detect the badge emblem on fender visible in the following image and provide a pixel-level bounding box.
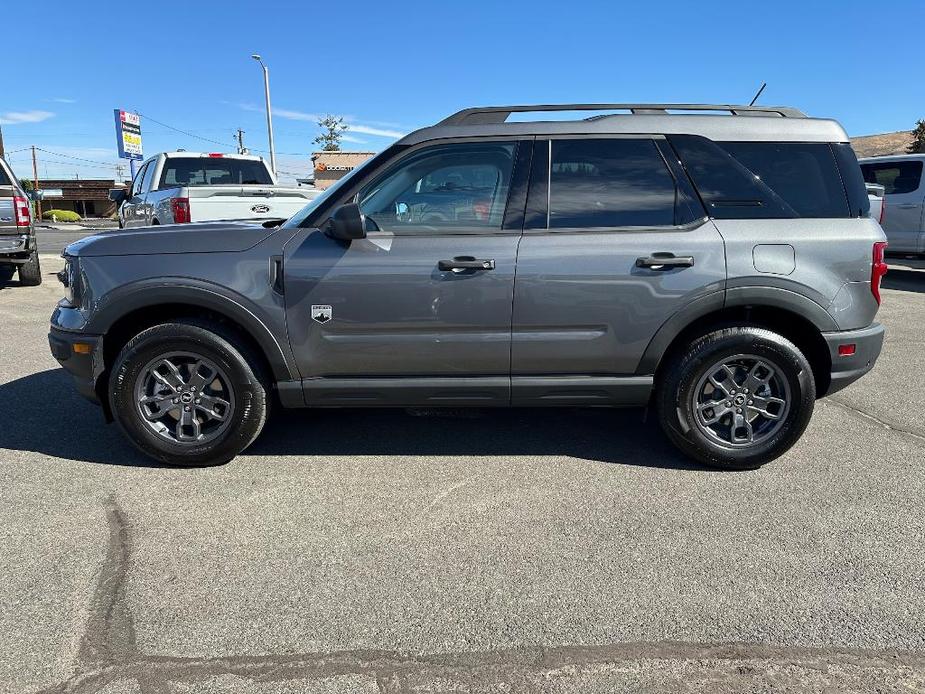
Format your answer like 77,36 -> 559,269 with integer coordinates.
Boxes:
311,305 -> 333,324
251,204 -> 271,213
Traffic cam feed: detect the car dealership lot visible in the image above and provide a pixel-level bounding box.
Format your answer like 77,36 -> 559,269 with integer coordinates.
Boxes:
1,256 -> 924,693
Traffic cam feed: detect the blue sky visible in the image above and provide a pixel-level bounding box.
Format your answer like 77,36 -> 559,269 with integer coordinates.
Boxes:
3,0 -> 924,183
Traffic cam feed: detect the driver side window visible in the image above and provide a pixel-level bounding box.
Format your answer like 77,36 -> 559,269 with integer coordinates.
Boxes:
358,142 -> 516,233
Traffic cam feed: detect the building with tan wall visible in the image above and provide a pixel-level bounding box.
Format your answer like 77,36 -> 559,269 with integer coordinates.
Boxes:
311,151 -> 376,189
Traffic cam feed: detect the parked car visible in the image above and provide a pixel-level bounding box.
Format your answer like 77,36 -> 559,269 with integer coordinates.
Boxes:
860,153 -> 924,256
0,158 -> 41,286
866,182 -> 886,228
110,152 -> 320,227
50,102 -> 886,470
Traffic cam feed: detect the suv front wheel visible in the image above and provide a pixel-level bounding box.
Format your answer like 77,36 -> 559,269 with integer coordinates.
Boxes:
657,327 -> 816,470
109,320 -> 269,466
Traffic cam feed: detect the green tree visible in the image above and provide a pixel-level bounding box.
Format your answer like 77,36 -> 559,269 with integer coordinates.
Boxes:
19,178 -> 34,192
313,115 -> 348,151
908,119 -> 925,154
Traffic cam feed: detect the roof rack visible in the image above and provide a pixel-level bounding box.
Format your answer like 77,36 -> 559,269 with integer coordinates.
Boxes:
438,103 -> 807,126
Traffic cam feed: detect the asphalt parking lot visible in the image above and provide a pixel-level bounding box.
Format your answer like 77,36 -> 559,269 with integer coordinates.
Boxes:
2,249 -> 924,693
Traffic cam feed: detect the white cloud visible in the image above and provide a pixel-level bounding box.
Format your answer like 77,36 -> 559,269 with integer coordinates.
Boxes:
50,97 -> 77,104
340,134 -> 368,145
0,110 -> 55,125
235,103 -> 404,139
346,123 -> 405,139
273,107 -> 320,122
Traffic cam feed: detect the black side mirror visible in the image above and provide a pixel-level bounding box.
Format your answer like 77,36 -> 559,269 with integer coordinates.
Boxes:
109,188 -> 128,204
326,203 -> 366,241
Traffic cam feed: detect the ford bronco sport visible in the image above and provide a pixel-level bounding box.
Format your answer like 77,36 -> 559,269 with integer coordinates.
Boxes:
48,103 -> 887,469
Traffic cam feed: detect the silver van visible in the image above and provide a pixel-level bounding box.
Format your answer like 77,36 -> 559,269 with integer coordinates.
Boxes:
49,103 -> 887,470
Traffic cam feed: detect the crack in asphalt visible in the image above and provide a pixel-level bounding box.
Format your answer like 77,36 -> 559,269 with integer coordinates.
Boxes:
826,397 -> 925,445
34,498 -> 925,693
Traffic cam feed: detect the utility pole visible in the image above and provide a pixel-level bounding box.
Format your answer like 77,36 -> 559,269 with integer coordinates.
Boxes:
0,124 -> 5,161
236,128 -> 248,155
251,55 -> 277,177
31,146 -> 42,220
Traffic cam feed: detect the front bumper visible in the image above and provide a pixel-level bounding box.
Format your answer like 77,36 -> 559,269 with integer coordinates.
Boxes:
48,326 -> 104,404
822,322 -> 885,396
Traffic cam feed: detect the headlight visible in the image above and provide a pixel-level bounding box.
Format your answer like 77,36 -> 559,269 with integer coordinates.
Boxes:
57,255 -> 82,307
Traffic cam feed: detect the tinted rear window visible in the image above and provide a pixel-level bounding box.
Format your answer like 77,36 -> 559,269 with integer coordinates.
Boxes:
159,158 -> 273,188
860,160 -> 923,195
669,136 -> 852,219
548,138 -> 677,228
0,166 -> 11,186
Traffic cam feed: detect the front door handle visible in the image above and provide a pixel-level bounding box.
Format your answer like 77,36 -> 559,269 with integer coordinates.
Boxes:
636,252 -> 695,270
438,256 -> 496,272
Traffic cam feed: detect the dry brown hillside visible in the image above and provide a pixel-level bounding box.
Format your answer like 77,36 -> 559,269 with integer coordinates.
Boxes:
850,131 -> 914,157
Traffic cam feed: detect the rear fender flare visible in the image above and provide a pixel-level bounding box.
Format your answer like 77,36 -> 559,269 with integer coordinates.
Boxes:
637,286 -> 836,375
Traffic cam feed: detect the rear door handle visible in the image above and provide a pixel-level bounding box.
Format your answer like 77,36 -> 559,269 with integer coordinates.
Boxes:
894,203 -> 918,209
438,256 -> 496,272
636,253 -> 695,270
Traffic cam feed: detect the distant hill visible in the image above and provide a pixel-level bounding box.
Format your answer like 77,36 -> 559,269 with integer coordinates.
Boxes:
850,131 -> 913,157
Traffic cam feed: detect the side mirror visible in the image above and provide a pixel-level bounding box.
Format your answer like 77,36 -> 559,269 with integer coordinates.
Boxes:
326,203 -> 366,241
109,188 -> 128,204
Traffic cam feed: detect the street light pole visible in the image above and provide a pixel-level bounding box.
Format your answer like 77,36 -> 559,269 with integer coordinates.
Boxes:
251,54 -> 277,178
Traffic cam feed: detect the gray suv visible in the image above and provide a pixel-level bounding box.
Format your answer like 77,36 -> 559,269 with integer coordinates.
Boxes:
48,103 -> 887,469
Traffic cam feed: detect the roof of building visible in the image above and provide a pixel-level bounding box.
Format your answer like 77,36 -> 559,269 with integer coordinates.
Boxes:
399,103 -> 849,146
850,131 -> 914,158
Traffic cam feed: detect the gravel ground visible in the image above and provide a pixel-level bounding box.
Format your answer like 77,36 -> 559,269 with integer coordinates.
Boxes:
1,256 -> 923,693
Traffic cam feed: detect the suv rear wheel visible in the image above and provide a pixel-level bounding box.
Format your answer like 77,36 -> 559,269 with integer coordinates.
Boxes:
656,327 -> 816,470
109,320 -> 269,466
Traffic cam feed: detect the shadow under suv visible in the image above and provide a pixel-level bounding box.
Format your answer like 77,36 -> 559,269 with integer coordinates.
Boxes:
48,103 -> 887,469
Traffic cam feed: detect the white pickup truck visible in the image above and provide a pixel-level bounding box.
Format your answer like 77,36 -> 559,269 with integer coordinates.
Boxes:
110,152 -> 319,228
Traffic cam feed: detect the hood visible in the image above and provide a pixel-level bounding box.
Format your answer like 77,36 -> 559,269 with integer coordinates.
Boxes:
65,220 -> 279,257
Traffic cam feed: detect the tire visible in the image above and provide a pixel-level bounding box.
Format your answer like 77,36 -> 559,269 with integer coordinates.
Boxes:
656,327 -> 816,470
0,265 -> 15,285
17,251 -> 42,286
109,320 -> 270,466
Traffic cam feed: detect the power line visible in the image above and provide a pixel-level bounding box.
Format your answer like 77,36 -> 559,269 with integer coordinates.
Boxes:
136,111 -> 236,148
34,147 -> 116,167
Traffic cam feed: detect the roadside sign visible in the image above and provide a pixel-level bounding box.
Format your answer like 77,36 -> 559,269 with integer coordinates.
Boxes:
33,189 -> 63,199
114,109 -> 143,160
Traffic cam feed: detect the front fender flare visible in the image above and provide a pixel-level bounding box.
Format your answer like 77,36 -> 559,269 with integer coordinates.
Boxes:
85,279 -> 296,381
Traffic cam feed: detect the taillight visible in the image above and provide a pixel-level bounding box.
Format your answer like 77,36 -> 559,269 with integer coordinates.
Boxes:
871,241 -> 888,305
13,196 -> 31,227
170,197 -> 191,223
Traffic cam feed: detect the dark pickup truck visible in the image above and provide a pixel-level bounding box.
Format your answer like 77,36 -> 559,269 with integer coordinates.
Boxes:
0,157 -> 41,286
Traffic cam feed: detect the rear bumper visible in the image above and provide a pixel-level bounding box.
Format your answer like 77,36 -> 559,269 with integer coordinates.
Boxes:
0,233 -> 33,260
822,322 -> 885,396
48,326 -> 104,404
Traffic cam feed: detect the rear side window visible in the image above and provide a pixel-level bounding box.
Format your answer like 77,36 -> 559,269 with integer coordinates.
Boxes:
0,165 -> 11,186
860,160 -> 923,195
159,158 -> 273,187
548,139 -> 677,228
670,136 -> 852,219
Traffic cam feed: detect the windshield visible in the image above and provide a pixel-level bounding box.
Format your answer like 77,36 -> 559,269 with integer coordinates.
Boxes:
284,150 -> 396,228
159,158 -> 273,187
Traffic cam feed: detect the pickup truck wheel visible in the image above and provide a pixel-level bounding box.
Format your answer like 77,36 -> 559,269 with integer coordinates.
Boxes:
17,251 -> 42,286
109,321 -> 269,466
656,327 -> 815,470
